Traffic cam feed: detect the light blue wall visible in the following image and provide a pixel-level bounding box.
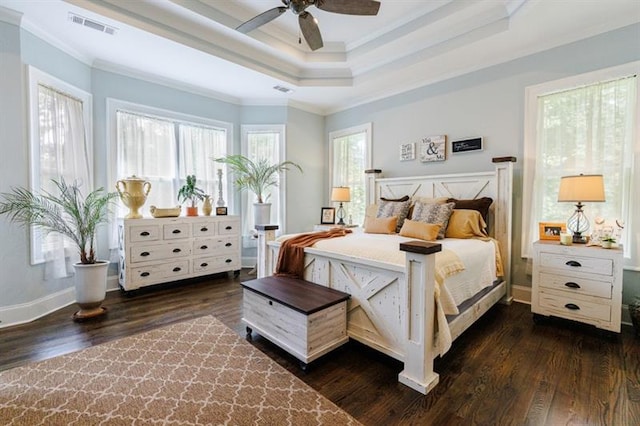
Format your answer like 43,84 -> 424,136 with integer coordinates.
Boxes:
326,23 -> 640,303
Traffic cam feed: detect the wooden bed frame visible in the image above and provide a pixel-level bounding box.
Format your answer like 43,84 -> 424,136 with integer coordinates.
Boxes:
256,157 -> 515,394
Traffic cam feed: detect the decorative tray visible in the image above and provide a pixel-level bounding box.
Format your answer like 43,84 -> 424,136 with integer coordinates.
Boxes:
149,206 -> 181,218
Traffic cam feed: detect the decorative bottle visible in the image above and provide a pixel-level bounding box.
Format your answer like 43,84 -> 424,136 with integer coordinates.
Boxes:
202,195 -> 213,216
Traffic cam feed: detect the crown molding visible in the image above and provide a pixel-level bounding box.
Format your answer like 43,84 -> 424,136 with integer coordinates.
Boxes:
0,5 -> 22,26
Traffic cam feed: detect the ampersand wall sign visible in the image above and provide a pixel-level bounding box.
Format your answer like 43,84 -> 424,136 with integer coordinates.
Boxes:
420,135 -> 446,163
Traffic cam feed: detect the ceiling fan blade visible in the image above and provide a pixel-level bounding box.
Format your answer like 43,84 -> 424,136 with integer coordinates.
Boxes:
236,6 -> 288,33
315,0 -> 380,16
299,12 -> 323,51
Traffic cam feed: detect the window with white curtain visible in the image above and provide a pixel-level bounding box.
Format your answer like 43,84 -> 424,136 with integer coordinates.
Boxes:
522,62 -> 639,269
28,67 -> 93,274
240,125 -> 286,240
111,104 -> 231,221
330,123 -> 372,226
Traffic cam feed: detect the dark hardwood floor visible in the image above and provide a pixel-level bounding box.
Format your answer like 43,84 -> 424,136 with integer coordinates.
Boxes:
1,270 -> 639,425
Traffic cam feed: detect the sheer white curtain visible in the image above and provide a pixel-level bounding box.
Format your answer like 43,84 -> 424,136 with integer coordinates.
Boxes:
522,71 -> 638,268
179,124 -> 227,202
36,84 -> 92,278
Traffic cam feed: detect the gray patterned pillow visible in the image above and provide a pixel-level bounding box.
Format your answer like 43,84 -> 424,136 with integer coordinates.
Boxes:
410,201 -> 455,239
377,199 -> 411,233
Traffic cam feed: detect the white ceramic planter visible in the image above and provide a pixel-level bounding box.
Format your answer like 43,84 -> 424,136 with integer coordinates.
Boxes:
72,260 -> 109,320
254,202 -> 272,225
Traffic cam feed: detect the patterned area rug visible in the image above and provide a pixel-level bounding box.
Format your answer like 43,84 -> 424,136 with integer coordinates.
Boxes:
0,316 -> 360,425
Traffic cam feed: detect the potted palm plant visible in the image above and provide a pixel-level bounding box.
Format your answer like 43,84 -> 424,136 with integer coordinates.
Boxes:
0,178 -> 118,320
214,155 -> 302,225
177,174 -> 206,216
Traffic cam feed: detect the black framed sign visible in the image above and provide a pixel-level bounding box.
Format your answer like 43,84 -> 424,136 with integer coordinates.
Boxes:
216,207 -> 228,216
321,207 -> 335,224
452,137 -> 483,154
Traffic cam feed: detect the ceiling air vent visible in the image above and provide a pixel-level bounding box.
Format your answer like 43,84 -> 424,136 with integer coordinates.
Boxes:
273,85 -> 294,94
68,12 -> 117,36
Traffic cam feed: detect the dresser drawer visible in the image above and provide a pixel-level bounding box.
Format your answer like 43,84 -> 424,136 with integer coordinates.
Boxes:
218,220 -> 240,235
192,254 -> 240,273
163,223 -> 191,240
538,291 -> 611,323
131,259 -> 190,286
192,222 -> 216,237
192,236 -> 238,256
539,252 -> 612,276
538,272 -> 612,299
129,225 -> 160,243
129,242 -> 192,263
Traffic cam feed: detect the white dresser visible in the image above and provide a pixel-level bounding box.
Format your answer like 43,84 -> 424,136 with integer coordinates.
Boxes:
532,240 -> 623,332
118,216 -> 241,291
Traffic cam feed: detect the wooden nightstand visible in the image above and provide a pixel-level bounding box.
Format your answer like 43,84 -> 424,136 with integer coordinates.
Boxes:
532,240 -> 623,332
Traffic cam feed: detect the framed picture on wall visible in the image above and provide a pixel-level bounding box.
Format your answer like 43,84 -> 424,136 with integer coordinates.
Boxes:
400,143 -> 415,161
321,207 -> 336,224
420,135 -> 446,162
452,137 -> 483,154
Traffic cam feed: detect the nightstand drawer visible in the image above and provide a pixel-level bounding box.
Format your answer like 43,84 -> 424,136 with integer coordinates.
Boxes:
538,291 -> 611,322
539,252 -> 612,276
538,272 -> 612,299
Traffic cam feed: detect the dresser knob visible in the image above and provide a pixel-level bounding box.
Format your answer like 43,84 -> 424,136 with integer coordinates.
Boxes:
172,248 -> 181,253
225,226 -> 232,230
225,243 -> 232,247
173,267 -> 181,272
140,272 -> 150,277
565,260 -> 581,267
200,245 -> 208,250
172,229 -> 181,234
140,231 -> 150,236
564,282 -> 581,289
225,259 -> 232,263
200,227 -> 208,232
200,262 -> 208,267
140,251 -> 150,257
564,303 -> 580,310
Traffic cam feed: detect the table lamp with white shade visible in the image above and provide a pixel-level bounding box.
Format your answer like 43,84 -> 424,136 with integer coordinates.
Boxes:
331,187 -> 351,226
557,174 -> 605,243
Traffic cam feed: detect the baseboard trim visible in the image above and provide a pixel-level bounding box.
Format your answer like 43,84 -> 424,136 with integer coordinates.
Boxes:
512,284 -> 531,304
0,275 -> 120,329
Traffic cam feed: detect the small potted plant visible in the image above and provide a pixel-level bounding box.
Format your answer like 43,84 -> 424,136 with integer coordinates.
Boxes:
0,178 -> 118,320
177,174 -> 206,216
601,235 -> 616,249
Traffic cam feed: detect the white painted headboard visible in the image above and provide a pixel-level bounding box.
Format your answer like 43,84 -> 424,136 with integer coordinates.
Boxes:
365,157 -> 515,295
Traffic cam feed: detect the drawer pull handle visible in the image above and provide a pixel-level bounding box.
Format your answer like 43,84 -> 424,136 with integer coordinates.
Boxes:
172,248 -> 181,253
565,260 -> 581,267
225,259 -> 232,263
564,303 -> 580,310
565,282 -> 581,289
225,226 -> 232,230
172,229 -> 181,234
140,251 -> 150,257
140,272 -> 150,277
200,262 -> 208,267
173,267 -> 181,272
200,227 -> 208,232
200,245 -> 208,250
140,231 -> 150,236
269,301 -> 273,306
225,243 -> 232,247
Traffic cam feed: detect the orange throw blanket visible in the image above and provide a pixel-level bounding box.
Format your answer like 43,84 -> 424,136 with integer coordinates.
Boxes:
275,228 -> 353,278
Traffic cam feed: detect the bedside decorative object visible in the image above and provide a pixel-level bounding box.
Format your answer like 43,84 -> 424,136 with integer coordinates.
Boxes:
216,206 -> 228,216
216,168 -> 225,207
559,232 -> 573,246
600,235 -> 615,249
321,207 -> 335,225
116,175 -> 151,219
557,174 -> 605,244
149,205 -> 181,218
331,187 -> 350,225
539,222 -> 566,241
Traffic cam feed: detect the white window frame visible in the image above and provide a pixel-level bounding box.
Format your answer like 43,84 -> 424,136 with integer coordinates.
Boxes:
28,66 -> 93,265
522,61 -> 640,270
240,124 -> 287,235
106,98 -> 234,216
329,123 -> 372,225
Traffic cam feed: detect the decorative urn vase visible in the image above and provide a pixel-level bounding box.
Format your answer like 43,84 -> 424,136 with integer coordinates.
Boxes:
116,175 -> 151,219
202,195 -> 213,216
630,296 -> 640,337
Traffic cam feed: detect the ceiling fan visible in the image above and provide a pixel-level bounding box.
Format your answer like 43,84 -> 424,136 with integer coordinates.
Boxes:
236,0 -> 381,51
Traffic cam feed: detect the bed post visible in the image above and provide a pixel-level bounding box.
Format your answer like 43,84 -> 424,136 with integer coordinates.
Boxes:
255,225 -> 278,279
398,241 -> 442,395
365,169 -> 382,206
492,157 -> 516,303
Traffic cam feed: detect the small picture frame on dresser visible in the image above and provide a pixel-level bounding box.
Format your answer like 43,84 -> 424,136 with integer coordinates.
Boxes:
321,207 -> 335,224
216,207 -> 227,215
539,222 -> 566,241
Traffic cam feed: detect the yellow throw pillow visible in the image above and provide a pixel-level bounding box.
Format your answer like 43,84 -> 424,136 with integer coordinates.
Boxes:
445,209 -> 488,238
364,216 -> 398,234
399,219 -> 441,241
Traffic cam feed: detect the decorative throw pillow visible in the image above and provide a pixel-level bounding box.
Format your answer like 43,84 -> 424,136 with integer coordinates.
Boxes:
399,220 -> 441,241
445,209 -> 488,239
447,197 -> 493,221
410,201 -> 455,239
364,216 -> 398,234
377,199 -> 411,233
413,196 -> 449,205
